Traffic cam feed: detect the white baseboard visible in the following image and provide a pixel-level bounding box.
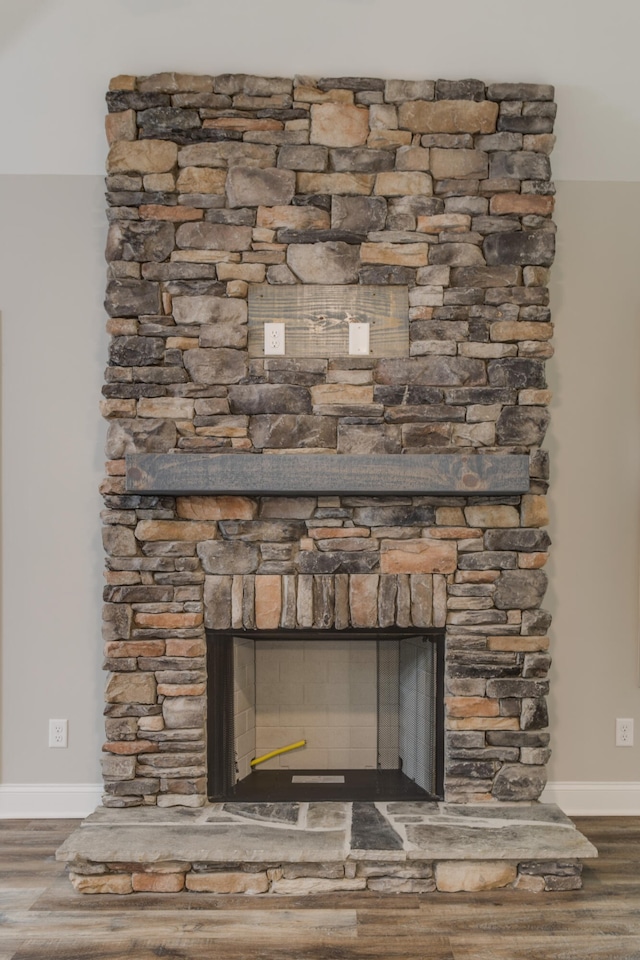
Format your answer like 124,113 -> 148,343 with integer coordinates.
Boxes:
542,781 -> 640,815
0,784 -> 102,818
1,782 -> 639,819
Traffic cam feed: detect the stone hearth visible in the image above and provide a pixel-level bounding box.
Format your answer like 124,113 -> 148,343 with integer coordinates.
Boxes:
56,71 -> 598,893
57,801 -> 596,894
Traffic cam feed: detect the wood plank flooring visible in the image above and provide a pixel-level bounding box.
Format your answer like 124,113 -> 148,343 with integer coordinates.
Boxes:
0,817 -> 639,959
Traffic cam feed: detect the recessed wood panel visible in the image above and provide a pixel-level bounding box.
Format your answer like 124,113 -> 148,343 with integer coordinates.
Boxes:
248,285 -> 409,358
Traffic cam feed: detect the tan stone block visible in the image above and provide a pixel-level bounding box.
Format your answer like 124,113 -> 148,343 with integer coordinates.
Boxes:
100,399 -> 136,419
435,861 -> 517,892
519,552 -> 549,568
135,520 -> 218,542
310,103 -> 369,147
105,110 -> 136,145
374,172 -> 433,196
106,318 -> 138,336
399,100 -> 498,134
519,389 -> 552,405
166,337 -> 199,350
166,638 -> 206,657
490,193 -> 555,216
518,341 -> 554,359
426,527 -> 481,540
134,612 -> 203,628
491,321 -> 553,342
107,140 -> 178,174
381,539 -> 456,574
464,505 -> 519,528
487,635 -> 549,652
70,873 -> 133,894
109,75 -> 136,91
217,262 -> 266,283
360,242 -> 429,266
157,682 -> 206,696
139,205 -> 203,222
138,72 -> 213,93
448,717 -> 520,731
433,574 -> 447,628
105,672 -> 156,704
102,739 -> 157,755
137,398 -> 195,419
294,85 -> 354,104
104,641 -> 165,658
144,173 -> 175,191
523,133 -> 556,155
311,384 -> 373,405
257,205 -> 330,230
137,715 -> 164,731
228,280 -> 249,298
515,874 -> 546,892
308,527 -> 369,539
367,129 -> 412,149
435,507 -> 465,526
177,167 -> 227,194
255,575 -> 282,629
186,871 -> 269,894
430,148 -> 488,180
349,574 -> 379,627
521,494 -> 549,528
132,872 -> 185,892
297,172 -> 374,195
446,697 -> 500,718
176,496 -> 255,520
417,214 -> 471,234
455,570 -> 500,583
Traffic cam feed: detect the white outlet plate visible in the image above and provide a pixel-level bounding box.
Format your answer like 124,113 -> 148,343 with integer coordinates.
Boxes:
348,322 -> 370,356
264,322 -> 285,356
49,719 -> 68,748
616,718 -> 634,747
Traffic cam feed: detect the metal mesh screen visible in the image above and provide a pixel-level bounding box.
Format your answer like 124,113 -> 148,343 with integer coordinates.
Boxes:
377,636 -> 438,794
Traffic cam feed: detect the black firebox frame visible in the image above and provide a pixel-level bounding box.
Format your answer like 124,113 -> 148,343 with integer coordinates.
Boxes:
206,628 -> 445,803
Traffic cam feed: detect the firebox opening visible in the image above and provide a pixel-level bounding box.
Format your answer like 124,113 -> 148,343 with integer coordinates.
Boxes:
206,629 -> 444,802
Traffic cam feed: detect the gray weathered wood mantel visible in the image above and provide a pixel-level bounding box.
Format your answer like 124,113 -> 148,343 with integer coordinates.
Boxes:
125,454 -> 530,497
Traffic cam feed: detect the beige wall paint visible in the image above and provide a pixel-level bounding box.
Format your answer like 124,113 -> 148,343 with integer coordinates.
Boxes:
547,180 -> 640,781
1,176 -> 639,787
0,175 -> 106,783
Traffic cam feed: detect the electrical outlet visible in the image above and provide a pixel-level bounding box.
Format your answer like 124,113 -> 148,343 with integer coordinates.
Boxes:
264,322 -> 285,356
616,718 -> 634,747
49,719 -> 68,748
348,322 -> 370,356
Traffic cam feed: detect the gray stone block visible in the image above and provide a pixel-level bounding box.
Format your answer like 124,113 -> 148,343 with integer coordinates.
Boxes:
493,570 -> 547,610
484,231 -> 555,266
105,279 -> 161,318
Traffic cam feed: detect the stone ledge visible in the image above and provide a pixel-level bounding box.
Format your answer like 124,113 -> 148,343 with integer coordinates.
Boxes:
57,800 -> 595,894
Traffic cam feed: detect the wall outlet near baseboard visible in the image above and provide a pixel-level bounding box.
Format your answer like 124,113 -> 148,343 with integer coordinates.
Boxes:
616,718 -> 634,747
49,719 -> 68,748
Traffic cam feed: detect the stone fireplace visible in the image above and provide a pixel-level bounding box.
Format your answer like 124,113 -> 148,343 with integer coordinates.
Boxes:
57,71 -> 597,894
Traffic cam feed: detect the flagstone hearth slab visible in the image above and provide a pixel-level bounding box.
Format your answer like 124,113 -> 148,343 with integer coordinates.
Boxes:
58,800 -> 596,870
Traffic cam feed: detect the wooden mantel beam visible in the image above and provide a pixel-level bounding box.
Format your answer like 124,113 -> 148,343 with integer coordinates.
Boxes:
125,454 -> 530,497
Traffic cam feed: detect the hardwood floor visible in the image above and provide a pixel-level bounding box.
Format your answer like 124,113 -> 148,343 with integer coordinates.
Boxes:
0,817 -> 639,959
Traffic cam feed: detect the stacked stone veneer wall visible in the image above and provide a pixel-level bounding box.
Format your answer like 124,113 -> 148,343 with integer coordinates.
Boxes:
101,72 -> 556,808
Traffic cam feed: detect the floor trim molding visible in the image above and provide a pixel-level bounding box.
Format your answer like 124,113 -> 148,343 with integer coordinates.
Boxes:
0,784 -> 102,818
541,781 -> 640,815
1,782 -> 639,818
